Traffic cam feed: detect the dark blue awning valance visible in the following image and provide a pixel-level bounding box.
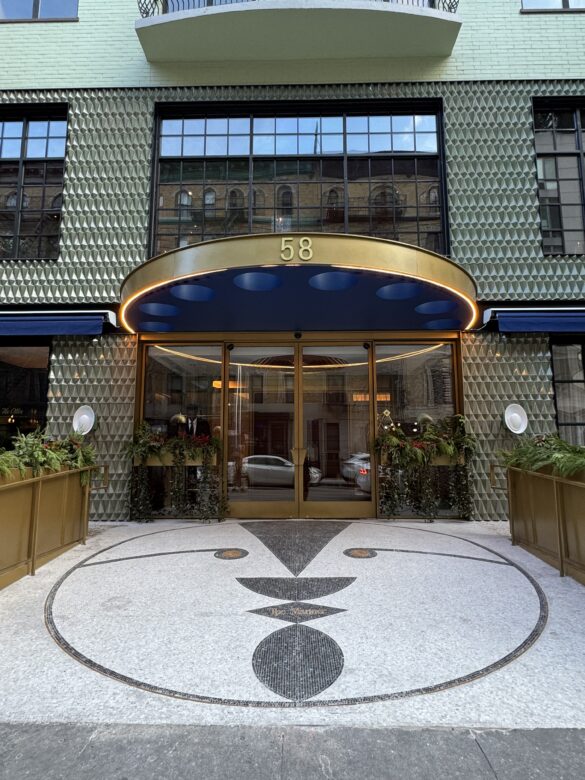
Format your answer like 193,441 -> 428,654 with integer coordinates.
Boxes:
0,315 -> 105,336
496,311 -> 585,334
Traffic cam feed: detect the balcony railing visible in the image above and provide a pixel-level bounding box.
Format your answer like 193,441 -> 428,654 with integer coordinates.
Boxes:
137,0 -> 460,18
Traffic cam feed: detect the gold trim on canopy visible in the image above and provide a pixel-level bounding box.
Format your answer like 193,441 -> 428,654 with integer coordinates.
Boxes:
120,233 -> 479,334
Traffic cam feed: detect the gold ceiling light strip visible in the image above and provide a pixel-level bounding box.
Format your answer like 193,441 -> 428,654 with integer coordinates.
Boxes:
153,342 -> 445,370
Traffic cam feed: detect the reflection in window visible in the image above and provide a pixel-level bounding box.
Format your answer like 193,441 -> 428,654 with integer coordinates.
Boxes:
143,345 -> 222,438
0,345 -> 50,450
175,189 -> 192,219
0,111 -> 66,259
552,343 -> 585,445
534,105 -> 585,255
227,346 -> 296,504
303,346 -> 371,503
203,187 -> 216,216
522,1 -> 585,9
375,343 -> 455,436
154,108 -> 445,254
0,0 -> 78,20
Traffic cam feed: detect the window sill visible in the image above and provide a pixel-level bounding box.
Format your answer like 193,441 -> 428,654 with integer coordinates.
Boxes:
0,18 -> 79,24
521,8 -> 585,13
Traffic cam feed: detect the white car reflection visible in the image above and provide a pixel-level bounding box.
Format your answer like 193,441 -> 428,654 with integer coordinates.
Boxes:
228,455 -> 322,487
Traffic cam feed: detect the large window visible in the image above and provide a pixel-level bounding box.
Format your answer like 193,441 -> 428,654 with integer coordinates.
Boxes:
0,111 -> 67,260
534,106 -> 585,255
0,1 -> 78,20
522,1 -> 585,10
153,107 -> 446,256
0,345 -> 50,449
552,343 -> 585,445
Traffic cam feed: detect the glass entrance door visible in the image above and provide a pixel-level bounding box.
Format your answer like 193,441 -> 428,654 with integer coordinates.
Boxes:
227,346 -> 297,518
226,343 -> 375,518
300,345 -> 375,518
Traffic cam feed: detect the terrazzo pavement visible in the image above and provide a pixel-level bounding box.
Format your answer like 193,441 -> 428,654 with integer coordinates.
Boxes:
2,518 -> 585,778
0,518 -> 584,729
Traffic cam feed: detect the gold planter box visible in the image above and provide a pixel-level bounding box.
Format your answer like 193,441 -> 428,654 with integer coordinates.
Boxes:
0,466 -> 94,591
508,466 -> 585,587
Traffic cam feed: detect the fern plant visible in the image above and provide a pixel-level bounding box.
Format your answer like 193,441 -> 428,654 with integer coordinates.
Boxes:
11,430 -> 67,476
502,435 -> 585,478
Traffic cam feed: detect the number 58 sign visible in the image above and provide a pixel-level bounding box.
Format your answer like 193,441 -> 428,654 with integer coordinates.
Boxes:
280,236 -> 313,262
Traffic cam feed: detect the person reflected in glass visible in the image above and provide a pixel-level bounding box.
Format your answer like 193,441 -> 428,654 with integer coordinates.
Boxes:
187,405 -> 211,438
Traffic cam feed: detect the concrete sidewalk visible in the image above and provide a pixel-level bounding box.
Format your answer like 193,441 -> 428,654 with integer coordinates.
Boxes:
2,723 -> 585,779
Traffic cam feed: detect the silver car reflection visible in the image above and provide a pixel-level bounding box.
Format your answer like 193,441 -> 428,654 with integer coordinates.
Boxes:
355,459 -> 371,494
341,452 -> 370,482
230,455 -> 322,487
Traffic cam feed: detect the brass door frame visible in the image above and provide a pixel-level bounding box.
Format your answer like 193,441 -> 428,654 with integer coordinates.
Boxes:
135,332 -> 462,519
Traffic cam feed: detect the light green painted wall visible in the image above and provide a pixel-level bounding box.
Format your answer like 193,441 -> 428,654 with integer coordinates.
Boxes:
0,0 -> 584,90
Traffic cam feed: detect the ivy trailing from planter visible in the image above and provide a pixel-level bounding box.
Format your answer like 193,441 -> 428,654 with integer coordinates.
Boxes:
126,423 -> 166,521
375,414 -> 477,521
127,423 -> 224,522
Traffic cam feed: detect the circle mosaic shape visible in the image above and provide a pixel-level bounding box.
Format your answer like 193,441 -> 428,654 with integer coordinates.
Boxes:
233,272 -> 281,292
308,272 -> 358,292
170,284 -> 215,302
45,522 -> 547,708
424,318 -> 462,330
138,321 -> 174,332
139,302 -> 179,317
415,300 -> 458,315
376,282 -> 422,300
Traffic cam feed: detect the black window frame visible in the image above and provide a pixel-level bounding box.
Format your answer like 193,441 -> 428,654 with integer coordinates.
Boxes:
551,339 -> 585,445
532,99 -> 585,257
150,99 -> 450,259
0,104 -> 68,261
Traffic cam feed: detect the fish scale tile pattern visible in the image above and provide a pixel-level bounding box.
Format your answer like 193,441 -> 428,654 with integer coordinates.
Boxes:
45,335 -> 138,521
461,332 -> 557,521
0,81 -> 584,302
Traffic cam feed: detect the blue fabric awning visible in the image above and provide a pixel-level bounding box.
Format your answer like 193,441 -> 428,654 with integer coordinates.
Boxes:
496,311 -> 585,333
0,315 -> 105,336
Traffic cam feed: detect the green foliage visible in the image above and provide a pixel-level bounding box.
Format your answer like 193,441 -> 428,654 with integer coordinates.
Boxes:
0,449 -> 24,478
127,424 -> 225,522
12,430 -> 67,476
129,465 -> 153,522
376,415 -> 477,521
0,429 -> 97,484
501,434 -> 585,478
126,422 -> 166,464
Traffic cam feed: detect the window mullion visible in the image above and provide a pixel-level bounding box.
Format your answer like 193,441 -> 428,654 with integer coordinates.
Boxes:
32,0 -> 41,19
13,121 -> 28,260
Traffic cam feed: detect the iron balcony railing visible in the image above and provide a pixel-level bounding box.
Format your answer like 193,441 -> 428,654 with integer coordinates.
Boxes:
138,0 -> 460,18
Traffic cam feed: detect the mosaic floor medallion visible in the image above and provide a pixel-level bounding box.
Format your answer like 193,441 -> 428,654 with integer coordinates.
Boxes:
45,521 -> 547,708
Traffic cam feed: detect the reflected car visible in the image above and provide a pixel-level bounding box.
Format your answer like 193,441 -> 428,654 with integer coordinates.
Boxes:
355,460 -> 371,494
341,452 -> 370,482
229,455 -> 322,487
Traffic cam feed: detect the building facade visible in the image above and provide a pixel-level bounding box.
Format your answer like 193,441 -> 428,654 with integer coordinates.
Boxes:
0,0 -> 584,521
